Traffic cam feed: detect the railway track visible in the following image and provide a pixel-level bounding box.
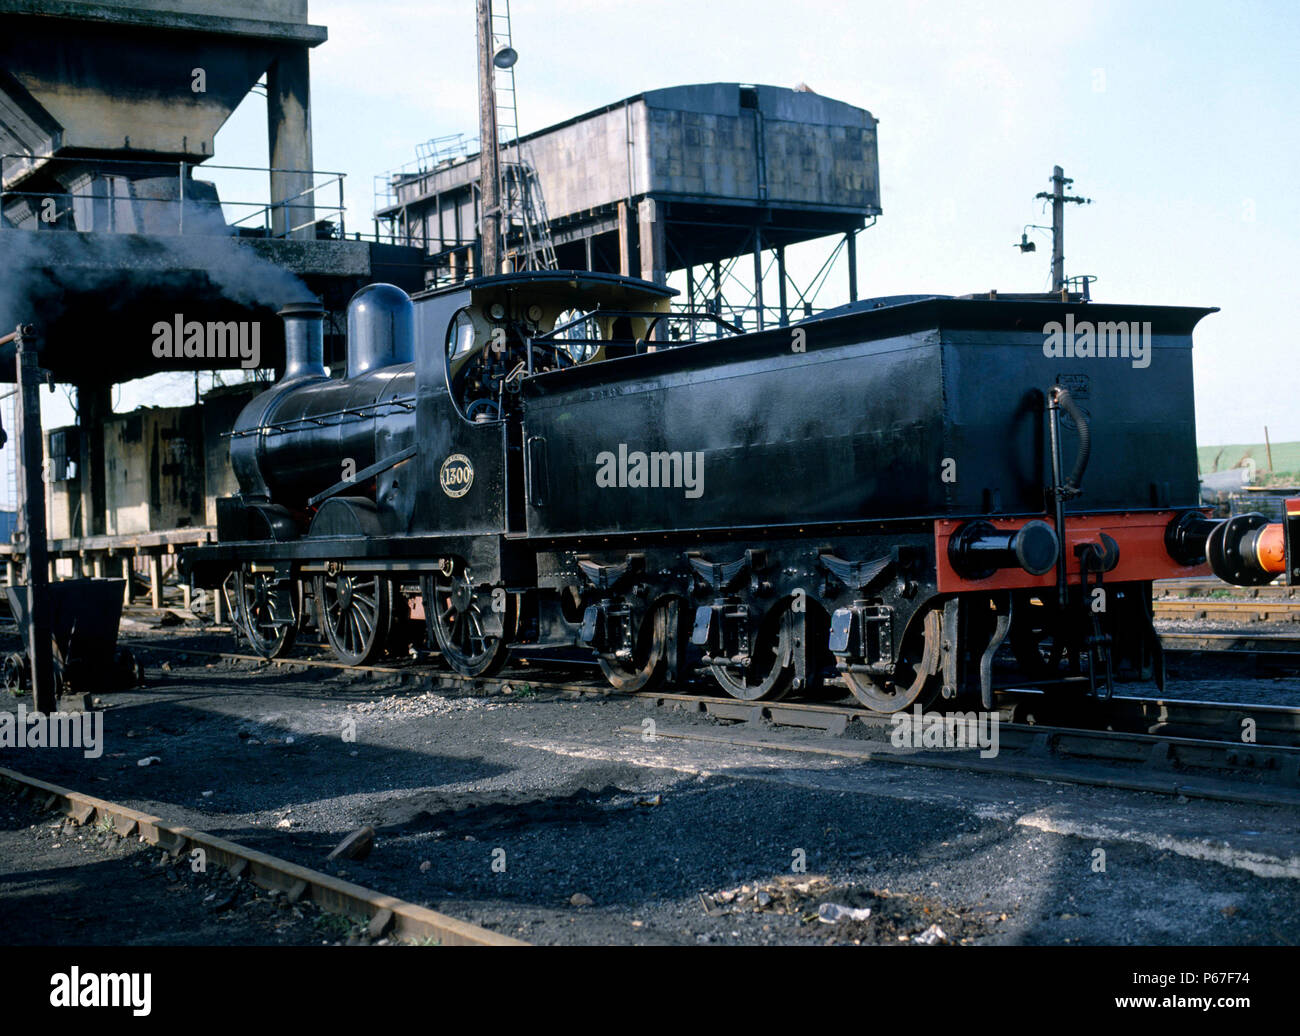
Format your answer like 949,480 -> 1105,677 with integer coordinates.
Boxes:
1153,598 -> 1300,622
0,766 -> 526,946
129,640 -> 1300,809
1154,577 -> 1300,600
1160,631 -> 1300,656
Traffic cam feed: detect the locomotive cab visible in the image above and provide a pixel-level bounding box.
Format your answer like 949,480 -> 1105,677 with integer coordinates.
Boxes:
426,271 -> 677,424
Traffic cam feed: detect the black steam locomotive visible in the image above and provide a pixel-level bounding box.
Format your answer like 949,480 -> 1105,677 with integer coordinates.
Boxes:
182,271 -> 1299,712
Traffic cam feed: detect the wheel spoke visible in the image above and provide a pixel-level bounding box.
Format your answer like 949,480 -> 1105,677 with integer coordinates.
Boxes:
427,573 -> 508,677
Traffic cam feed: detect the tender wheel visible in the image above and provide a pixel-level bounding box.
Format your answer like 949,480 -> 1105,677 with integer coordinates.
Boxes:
423,569 -> 514,678
707,603 -> 799,702
235,566 -> 298,659
842,606 -> 943,713
315,572 -> 393,666
599,598 -> 679,693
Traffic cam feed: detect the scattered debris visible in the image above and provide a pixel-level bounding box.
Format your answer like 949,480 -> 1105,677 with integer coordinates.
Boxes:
698,875 -> 993,944
345,691 -> 509,719
699,893 -> 725,917
636,794 -> 662,807
327,825 -> 375,861
569,893 -> 594,908
818,902 -> 872,924
209,891 -> 239,913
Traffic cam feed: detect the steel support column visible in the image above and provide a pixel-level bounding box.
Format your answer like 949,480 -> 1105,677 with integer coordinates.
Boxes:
685,266 -> 696,341
846,228 -> 858,302
8,326 -> 56,714
776,245 -> 788,326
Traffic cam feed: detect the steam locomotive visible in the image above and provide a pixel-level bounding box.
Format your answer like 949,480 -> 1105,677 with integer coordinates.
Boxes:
182,271 -> 1299,712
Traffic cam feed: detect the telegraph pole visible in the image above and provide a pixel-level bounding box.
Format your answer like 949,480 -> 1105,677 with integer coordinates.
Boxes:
476,0 -> 501,277
1035,165 -> 1091,293
1,324 -> 56,714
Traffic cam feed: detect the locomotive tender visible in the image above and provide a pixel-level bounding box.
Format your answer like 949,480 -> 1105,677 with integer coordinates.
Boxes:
183,270 -> 1298,712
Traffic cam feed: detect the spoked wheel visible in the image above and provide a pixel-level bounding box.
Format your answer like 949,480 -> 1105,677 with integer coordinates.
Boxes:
842,606 -> 943,713
423,569 -> 515,678
599,599 -> 680,693
708,603 -> 800,702
235,566 -> 299,659
314,572 -> 394,666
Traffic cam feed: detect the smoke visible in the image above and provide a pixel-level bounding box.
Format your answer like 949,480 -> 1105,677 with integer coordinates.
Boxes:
0,206 -> 316,333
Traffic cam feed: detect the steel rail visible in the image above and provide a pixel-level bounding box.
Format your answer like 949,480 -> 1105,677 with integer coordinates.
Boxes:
129,642 -> 1300,798
0,766 -> 526,946
134,641 -> 1300,733
1154,599 -> 1300,621
1160,631 -> 1300,655
613,723 -> 1300,812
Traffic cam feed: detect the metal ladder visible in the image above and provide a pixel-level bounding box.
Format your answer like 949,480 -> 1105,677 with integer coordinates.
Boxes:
490,0 -> 557,271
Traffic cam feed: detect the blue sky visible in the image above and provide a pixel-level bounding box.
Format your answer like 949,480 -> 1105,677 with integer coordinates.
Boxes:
95,0 -> 1300,446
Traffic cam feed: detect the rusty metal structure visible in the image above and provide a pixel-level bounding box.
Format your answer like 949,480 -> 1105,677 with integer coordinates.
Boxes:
375,83 -> 881,330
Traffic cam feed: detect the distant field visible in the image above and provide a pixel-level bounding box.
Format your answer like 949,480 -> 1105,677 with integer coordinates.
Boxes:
1199,440 -> 1300,485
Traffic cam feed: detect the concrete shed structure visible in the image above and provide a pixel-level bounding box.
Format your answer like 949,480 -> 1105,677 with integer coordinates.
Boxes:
0,0 -> 423,548
0,0 -> 325,238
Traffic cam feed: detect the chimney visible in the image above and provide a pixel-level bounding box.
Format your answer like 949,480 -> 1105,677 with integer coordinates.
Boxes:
278,299 -> 326,381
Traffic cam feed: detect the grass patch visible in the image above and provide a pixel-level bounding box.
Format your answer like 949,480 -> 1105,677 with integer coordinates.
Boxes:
312,911 -> 358,937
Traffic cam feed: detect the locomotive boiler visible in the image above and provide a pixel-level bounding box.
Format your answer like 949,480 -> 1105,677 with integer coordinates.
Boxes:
183,271 -> 1298,712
